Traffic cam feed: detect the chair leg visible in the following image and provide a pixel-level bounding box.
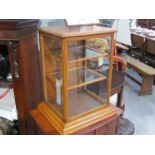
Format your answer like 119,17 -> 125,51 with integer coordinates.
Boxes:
116,86 -> 124,109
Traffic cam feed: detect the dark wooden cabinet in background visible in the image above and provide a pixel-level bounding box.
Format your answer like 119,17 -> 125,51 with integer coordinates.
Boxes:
137,19 -> 155,29
0,20 -> 42,134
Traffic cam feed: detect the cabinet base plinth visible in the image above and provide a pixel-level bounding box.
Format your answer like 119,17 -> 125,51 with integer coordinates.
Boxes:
31,102 -> 122,135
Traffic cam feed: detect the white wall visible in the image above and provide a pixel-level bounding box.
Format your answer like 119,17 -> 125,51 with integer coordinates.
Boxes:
113,19 -> 131,46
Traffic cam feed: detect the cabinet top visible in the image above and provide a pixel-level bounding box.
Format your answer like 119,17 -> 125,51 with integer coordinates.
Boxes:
0,19 -> 39,30
39,25 -> 116,38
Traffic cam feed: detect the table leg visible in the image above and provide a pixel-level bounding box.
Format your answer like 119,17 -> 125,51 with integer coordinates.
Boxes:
140,75 -> 153,96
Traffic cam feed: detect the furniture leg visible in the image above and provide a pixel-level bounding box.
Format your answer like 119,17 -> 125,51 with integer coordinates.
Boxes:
116,86 -> 123,109
140,75 -> 153,96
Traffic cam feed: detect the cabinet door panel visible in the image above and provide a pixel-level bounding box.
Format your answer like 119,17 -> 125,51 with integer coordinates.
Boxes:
96,118 -> 118,135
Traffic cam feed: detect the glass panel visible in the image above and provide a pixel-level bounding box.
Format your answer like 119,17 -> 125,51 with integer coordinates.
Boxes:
43,35 -> 63,116
67,37 -> 112,117
68,86 -> 103,117
68,67 -> 106,90
68,46 -> 106,62
96,36 -> 112,100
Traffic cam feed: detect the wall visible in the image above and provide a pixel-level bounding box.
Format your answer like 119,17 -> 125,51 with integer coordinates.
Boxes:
113,19 -> 132,46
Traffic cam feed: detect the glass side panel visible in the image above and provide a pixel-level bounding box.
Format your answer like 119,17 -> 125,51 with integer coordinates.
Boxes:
86,36 -> 112,101
67,37 -> 112,117
42,35 -> 63,116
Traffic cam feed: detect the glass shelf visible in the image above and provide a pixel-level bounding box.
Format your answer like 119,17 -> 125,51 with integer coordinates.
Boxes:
68,46 -> 107,63
47,67 -> 106,91
68,67 -> 106,90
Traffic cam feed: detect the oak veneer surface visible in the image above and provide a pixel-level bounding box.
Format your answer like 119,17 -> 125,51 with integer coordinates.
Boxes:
31,109 -> 57,135
31,104 -> 122,135
39,26 -> 116,38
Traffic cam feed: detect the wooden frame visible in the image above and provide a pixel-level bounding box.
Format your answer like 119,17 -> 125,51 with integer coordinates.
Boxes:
36,26 -> 118,134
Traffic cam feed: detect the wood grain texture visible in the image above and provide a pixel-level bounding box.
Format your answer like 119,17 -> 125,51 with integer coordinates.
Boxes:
39,26 -> 116,38
32,102 -> 120,135
0,20 -> 42,134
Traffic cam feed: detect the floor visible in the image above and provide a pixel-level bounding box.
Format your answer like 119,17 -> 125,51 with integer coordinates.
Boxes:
1,69 -> 155,134
123,69 -> 155,134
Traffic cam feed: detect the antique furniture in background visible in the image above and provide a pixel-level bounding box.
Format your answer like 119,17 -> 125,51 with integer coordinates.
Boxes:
144,37 -> 155,67
144,38 -> 155,84
111,56 -> 126,108
130,33 -> 145,61
0,20 -> 42,134
31,25 -> 122,135
124,55 -> 155,96
130,31 -> 155,84
137,19 -> 155,30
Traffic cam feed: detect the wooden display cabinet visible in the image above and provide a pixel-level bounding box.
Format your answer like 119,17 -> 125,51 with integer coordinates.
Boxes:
32,25 -> 122,135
